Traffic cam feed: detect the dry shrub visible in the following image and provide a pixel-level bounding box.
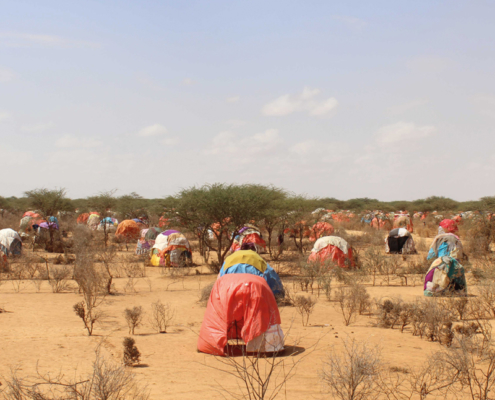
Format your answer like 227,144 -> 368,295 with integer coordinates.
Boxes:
476,282 -> 495,318
1,351 -> 149,400
48,265 -> 73,293
294,294 -> 317,326
123,337 -> 141,367
124,306 -> 144,335
334,287 -> 357,326
198,281 -> 215,305
149,300 -> 175,333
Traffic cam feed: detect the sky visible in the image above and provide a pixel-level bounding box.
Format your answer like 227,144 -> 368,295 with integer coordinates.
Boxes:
1,0 -> 494,201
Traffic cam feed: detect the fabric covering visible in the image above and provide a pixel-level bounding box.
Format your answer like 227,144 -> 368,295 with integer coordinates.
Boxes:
385,228 -> 416,254
427,233 -> 463,260
152,230 -> 191,267
393,215 -> 413,233
308,236 -> 354,268
219,250 -> 284,297
197,273 -> 283,356
77,213 -> 89,224
87,214 -> 101,230
39,222 -> 59,230
230,226 -> 267,254
424,256 -> 467,296
438,219 -> 458,234
115,220 -> 141,240
309,222 -> 334,241
0,228 -> 22,256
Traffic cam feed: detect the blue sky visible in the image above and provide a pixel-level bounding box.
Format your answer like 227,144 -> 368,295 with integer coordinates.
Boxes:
1,1 -> 494,200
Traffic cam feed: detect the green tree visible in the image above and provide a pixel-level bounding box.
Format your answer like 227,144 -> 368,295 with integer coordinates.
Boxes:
23,188 -> 72,218
170,183 -> 284,269
116,192 -> 147,221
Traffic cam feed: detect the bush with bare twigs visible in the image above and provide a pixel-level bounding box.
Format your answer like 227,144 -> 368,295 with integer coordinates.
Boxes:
294,294 -> 317,326
149,300 -> 175,333
124,306 -> 144,335
123,337 -> 141,367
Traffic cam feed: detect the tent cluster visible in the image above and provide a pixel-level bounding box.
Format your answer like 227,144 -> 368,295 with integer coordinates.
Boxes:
198,250 -> 284,356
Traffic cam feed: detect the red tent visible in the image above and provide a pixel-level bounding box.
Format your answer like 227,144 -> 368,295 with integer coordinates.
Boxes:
308,236 -> 355,268
440,219 -> 458,234
197,274 -> 281,356
77,213 -> 90,224
115,220 -> 141,240
309,222 -> 334,241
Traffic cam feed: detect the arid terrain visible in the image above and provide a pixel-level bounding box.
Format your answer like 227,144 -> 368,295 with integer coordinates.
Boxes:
2,223 -> 490,400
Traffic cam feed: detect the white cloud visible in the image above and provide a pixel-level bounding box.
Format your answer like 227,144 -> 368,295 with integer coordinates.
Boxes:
310,98 -> 339,116
204,129 -> 281,156
0,111 -> 10,122
20,122 -> 54,133
262,86 -> 338,117
227,96 -> 240,103
161,137 -> 179,146
224,119 -> 246,129
333,15 -> 367,31
183,78 -> 195,86
375,122 -> 436,145
386,99 -> 429,114
470,95 -> 495,118
55,135 -> 102,148
0,32 -> 99,48
0,67 -> 16,82
138,124 -> 168,137
290,140 -> 316,155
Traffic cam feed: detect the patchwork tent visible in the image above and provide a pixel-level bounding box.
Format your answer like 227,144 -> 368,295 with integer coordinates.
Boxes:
77,213 -> 90,224
393,215 -> 413,233
385,228 -> 416,254
424,256 -> 466,296
150,230 -> 191,267
219,250 -> 284,297
308,236 -> 354,268
438,219 -> 458,235
197,273 -> 284,356
97,217 -> 118,232
309,222 -> 334,241
87,213 -> 101,230
427,233 -> 463,260
230,225 -> 267,253
115,220 -> 141,240
19,215 -> 41,234
135,227 -> 161,255
0,228 -> 22,256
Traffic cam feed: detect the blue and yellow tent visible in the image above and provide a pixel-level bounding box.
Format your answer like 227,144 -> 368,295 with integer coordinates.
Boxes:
218,250 -> 284,297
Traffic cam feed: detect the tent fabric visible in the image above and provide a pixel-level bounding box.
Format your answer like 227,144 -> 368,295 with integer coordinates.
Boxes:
77,213 -> 89,224
438,219 -> 458,234
158,217 -> 169,228
39,221 -> 59,230
219,250 -> 284,297
153,231 -> 191,267
385,228 -> 416,254
308,236 -> 354,268
309,222 -> 334,241
427,233 -> 463,260
48,216 -> 59,224
197,273 -> 282,356
115,220 -> 141,240
230,227 -> 267,254
0,228 -> 22,256
87,214 -> 101,230
145,227 -> 162,241
424,256 -> 467,296
393,216 -> 414,233
135,227 -> 162,255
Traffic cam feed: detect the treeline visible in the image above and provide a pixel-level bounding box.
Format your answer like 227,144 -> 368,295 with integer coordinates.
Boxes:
1,186 -> 495,217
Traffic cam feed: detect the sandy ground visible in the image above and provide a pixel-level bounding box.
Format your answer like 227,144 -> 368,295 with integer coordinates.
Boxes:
0,236 -> 470,399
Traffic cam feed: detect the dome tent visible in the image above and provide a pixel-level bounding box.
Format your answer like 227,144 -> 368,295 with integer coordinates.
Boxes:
135,227 -> 162,255
385,228 -> 417,254
438,219 -> 458,235
150,230 -> 191,267
115,220 -> 141,240
424,256 -> 466,296
309,221 -> 334,242
230,225 -> 266,253
197,274 -> 284,356
0,229 -> 22,256
218,250 -> 284,297
427,233 -> 463,260
308,236 -> 355,268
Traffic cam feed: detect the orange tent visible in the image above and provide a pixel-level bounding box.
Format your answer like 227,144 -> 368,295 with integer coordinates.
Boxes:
115,220 -> 141,240
309,222 -> 334,241
77,213 -> 90,224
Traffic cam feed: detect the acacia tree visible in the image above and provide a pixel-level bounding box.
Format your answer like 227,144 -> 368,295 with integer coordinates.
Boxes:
87,190 -> 117,246
116,192 -> 147,221
170,183 -> 284,270
23,188 -> 72,218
